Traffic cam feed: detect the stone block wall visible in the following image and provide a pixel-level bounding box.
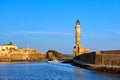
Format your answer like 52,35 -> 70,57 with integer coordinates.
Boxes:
0,55 -> 11,62
101,50 -> 120,66
0,53 -> 46,62
10,54 -> 30,61
75,50 -> 120,66
74,52 -> 95,64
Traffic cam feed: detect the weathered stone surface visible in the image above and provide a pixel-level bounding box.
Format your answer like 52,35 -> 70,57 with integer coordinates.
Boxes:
73,20 -> 90,57
0,53 -> 46,62
74,50 -> 120,66
73,59 -> 120,73
74,52 -> 95,64
100,50 -> 120,66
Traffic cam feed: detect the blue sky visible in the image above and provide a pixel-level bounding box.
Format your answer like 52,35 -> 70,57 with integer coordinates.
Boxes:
0,0 -> 120,54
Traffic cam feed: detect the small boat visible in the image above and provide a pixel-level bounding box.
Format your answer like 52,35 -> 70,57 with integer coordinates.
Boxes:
48,57 -> 58,63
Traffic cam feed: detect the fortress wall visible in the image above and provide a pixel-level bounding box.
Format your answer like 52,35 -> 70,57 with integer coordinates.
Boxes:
101,50 -> 120,54
0,53 -> 46,62
75,52 -> 96,64
101,50 -> 120,66
0,55 -> 11,62
10,54 -> 29,61
29,53 -> 46,61
10,53 -> 46,61
74,50 -> 120,66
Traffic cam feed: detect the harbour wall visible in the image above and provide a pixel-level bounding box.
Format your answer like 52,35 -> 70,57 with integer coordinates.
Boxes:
74,50 -> 120,66
0,53 -> 46,62
73,50 -> 120,73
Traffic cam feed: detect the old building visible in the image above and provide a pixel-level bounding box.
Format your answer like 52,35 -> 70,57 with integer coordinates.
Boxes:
0,43 -> 18,55
73,20 -> 90,57
0,43 -> 37,55
0,43 -> 17,50
0,43 -> 46,61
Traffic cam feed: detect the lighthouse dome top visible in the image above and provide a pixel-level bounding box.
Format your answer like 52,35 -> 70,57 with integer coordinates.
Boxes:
76,19 -> 80,25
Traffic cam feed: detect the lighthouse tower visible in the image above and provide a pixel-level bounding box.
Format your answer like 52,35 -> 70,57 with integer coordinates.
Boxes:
74,20 -> 81,57
73,19 -> 90,57
75,20 -> 80,47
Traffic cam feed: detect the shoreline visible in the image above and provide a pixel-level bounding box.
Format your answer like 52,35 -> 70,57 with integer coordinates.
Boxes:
0,59 -> 48,64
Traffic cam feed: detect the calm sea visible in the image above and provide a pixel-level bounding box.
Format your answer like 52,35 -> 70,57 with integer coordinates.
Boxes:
0,62 -> 120,80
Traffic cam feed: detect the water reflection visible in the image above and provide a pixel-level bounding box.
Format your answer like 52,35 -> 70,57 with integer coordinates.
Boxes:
73,66 -> 120,80
0,62 -> 120,80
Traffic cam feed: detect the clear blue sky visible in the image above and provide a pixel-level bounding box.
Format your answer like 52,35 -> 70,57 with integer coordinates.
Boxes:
0,0 -> 120,54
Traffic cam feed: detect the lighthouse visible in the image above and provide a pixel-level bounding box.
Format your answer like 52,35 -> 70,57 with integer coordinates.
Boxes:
73,20 -> 90,57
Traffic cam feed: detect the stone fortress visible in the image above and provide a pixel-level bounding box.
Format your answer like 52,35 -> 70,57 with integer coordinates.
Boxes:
0,42 -> 46,61
73,19 -> 120,66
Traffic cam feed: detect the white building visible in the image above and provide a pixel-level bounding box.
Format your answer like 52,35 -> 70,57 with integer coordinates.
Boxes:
0,43 -> 18,55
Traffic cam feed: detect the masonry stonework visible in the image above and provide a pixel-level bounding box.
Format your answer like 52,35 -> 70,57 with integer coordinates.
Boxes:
73,20 -> 90,57
74,50 -> 120,66
0,43 -> 46,61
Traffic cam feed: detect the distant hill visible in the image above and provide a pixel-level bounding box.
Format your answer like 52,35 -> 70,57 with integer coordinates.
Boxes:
46,50 -> 68,60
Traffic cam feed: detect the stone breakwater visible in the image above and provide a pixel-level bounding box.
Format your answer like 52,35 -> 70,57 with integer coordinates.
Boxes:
73,59 -> 120,73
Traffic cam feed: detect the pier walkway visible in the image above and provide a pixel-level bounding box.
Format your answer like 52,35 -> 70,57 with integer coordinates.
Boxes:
73,59 -> 120,73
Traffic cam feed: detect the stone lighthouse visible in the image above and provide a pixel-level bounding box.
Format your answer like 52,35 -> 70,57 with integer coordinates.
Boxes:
75,20 -> 80,47
73,20 -> 90,57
